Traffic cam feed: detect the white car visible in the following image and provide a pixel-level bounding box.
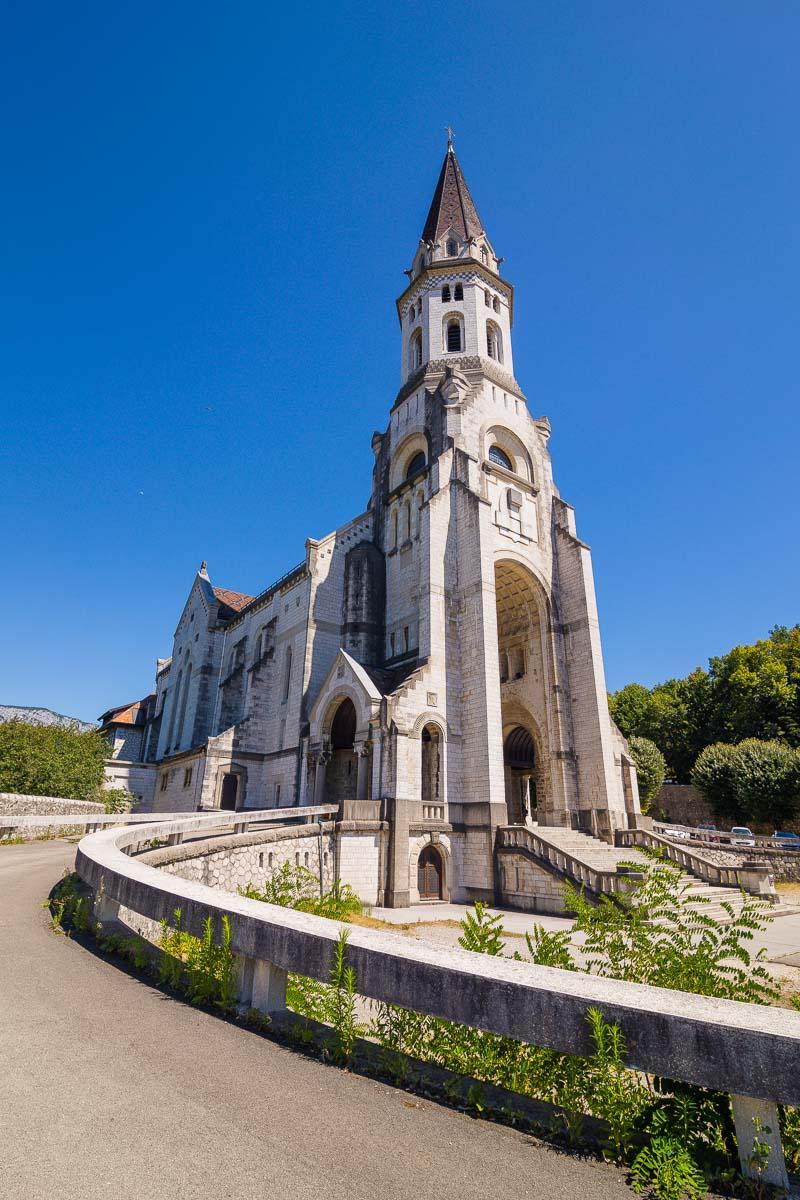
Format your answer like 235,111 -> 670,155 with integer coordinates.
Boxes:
662,824 -> 692,841
729,826 -> 756,847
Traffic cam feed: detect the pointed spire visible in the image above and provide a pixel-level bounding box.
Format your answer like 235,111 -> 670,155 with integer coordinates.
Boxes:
420,135 -> 484,245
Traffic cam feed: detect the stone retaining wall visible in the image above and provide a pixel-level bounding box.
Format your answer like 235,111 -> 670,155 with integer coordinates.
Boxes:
652,784 -> 714,826
139,823 -> 386,904
0,793 -> 104,816
677,842 -> 800,884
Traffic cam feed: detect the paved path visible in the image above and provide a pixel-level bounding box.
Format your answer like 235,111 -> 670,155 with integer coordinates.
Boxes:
0,841 -> 632,1200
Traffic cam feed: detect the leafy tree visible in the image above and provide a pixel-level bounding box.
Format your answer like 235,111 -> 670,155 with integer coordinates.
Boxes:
609,625 -> 800,782
628,737 -> 666,812
730,738 -> 800,827
691,743 -> 739,821
608,683 -> 652,740
692,738 -> 800,826
0,720 -> 107,800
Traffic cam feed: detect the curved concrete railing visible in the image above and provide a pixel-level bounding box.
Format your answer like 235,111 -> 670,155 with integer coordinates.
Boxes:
73,810 -> 800,1186
2,805 -> 336,839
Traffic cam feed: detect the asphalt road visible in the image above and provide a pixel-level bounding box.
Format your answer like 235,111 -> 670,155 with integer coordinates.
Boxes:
0,841 -> 632,1200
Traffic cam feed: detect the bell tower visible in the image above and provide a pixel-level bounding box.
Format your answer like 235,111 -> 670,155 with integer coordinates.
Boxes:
368,135 -> 639,905
398,132 -> 514,387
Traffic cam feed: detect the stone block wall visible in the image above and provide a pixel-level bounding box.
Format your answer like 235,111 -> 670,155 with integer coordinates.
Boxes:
141,824 -> 385,906
653,784 -> 714,827
497,852 -> 568,915
0,793 -> 105,816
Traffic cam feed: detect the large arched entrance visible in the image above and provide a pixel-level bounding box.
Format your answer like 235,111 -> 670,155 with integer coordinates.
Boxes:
417,844 -> 443,900
494,560 -> 556,824
325,697 -> 357,810
503,726 -> 537,824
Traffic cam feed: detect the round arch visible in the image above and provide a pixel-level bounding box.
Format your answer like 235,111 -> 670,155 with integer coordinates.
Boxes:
493,559 -> 564,825
482,424 -> 534,483
389,431 -> 430,492
409,836 -> 450,902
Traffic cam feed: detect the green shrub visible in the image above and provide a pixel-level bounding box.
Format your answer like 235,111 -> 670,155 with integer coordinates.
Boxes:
99,788 -> 136,814
0,720 -> 107,800
241,863 -> 363,920
692,738 -> 800,826
628,737 -> 667,813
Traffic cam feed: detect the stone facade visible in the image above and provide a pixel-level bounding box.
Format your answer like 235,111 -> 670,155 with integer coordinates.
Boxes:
102,141 -> 640,908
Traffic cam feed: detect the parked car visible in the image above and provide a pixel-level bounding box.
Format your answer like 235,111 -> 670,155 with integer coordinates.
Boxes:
697,823 -> 719,841
661,824 -> 692,841
729,826 -> 755,847
772,831 -> 800,849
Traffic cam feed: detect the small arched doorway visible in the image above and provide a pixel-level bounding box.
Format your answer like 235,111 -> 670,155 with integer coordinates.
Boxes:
417,844 -> 443,900
503,726 -> 537,824
220,772 -> 239,811
326,697 -> 357,810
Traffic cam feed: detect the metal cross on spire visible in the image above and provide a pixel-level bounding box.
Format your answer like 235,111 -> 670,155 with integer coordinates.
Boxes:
445,125 -> 455,151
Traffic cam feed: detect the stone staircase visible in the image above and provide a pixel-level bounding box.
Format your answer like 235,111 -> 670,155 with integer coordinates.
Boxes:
496,825 -> 765,921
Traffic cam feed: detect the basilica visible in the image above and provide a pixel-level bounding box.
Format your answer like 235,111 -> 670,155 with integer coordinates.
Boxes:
100,138 -> 640,908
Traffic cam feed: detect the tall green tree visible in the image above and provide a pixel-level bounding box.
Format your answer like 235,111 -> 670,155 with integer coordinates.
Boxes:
0,720 -> 108,800
609,625 -> 800,783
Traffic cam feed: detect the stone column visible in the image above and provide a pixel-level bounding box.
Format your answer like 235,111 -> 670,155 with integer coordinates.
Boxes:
731,1095 -> 789,1190
313,750 -> 329,807
355,742 -> 370,802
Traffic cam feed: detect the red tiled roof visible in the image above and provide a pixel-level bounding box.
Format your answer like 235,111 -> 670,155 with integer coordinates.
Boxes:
212,586 -> 255,613
421,146 -> 484,245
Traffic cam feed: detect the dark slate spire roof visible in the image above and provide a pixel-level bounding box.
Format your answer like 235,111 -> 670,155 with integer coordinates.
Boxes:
420,145 -> 485,245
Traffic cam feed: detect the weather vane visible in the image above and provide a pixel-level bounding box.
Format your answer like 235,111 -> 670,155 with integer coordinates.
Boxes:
446,125 -> 455,151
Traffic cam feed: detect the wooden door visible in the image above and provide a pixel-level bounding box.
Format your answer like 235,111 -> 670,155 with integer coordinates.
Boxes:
417,846 -> 442,900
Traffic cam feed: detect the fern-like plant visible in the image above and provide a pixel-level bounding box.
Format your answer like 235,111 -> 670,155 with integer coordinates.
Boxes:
457,902 -> 506,955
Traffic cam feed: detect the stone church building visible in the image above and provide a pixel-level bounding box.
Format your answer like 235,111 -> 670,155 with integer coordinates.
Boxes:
102,140 -> 640,907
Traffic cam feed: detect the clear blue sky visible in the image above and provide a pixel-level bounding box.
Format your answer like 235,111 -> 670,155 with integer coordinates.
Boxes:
2,2 -> 798,723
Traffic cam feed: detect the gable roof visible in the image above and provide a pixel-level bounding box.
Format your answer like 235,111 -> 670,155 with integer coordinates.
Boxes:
98,694 -> 155,727
421,146 -> 485,245
212,586 -> 255,614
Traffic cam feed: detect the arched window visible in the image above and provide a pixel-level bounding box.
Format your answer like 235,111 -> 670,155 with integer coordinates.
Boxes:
446,319 -> 462,352
405,450 -> 426,479
486,321 -> 503,362
409,328 -> 422,374
454,283 -> 463,301
441,285 -> 451,302
481,246 -> 488,264
488,444 -> 513,471
392,507 -> 399,547
408,307 -> 415,324
446,239 -> 457,256
485,289 -> 491,306
493,296 -> 500,312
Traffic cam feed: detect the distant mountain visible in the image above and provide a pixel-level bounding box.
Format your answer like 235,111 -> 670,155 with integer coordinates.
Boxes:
0,706 -> 96,733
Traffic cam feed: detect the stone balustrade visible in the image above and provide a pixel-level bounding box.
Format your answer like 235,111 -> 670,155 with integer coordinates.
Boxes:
618,828 -> 775,897
74,812 -> 800,1189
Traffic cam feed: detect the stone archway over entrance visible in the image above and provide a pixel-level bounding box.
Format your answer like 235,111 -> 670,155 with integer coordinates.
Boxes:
326,697 -> 357,811
417,844 -> 443,900
503,726 -> 537,824
494,559 -> 564,825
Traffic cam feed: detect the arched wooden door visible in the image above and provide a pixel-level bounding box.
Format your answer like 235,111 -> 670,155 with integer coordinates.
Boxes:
417,845 -> 442,900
